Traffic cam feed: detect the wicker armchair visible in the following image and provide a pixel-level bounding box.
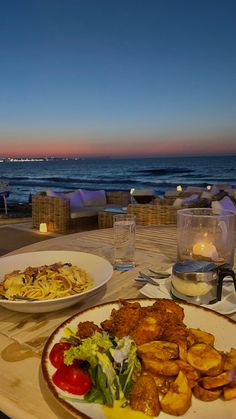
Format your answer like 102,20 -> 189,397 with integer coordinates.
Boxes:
128,203 -> 177,225
32,191 -> 131,234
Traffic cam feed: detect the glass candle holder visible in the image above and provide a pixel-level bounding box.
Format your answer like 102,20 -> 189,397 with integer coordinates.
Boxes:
177,208 -> 235,268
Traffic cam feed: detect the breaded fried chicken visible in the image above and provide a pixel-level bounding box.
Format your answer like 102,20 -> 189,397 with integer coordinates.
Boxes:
130,314 -> 163,345
101,300 -> 142,338
153,299 -> 184,321
101,299 -> 187,348
76,321 -> 102,339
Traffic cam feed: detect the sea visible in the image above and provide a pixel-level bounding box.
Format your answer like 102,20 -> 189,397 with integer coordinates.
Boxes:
1,155 -> 236,204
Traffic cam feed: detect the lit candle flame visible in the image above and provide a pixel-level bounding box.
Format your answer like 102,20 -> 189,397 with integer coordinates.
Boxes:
193,240 -> 218,259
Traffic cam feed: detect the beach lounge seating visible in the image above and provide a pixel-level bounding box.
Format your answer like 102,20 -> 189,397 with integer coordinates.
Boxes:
130,188 -> 156,204
127,191 -> 214,225
32,189 -> 131,233
211,196 -> 236,213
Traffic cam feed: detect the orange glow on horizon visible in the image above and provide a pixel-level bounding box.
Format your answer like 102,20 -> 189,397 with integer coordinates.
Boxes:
0,134 -> 236,158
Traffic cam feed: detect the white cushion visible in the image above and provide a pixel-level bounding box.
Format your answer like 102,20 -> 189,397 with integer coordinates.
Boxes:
47,189 -> 84,210
165,191 -> 180,197
173,198 -> 183,208
210,185 -> 220,195
186,186 -> 205,193
79,189 -> 107,207
211,196 -> 236,213
132,188 -> 155,196
46,189 -> 65,198
66,190 -> 84,210
173,194 -> 199,208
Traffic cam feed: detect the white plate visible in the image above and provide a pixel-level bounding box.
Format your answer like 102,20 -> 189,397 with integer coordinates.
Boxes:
42,299 -> 236,419
0,251 -> 113,313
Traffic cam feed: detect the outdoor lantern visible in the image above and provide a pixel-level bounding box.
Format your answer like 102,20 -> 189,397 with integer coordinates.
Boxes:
39,223 -> 48,233
176,208 -> 235,268
177,185 -> 182,192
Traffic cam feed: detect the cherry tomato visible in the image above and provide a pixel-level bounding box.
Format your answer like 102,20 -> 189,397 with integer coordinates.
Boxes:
49,342 -> 72,369
52,364 -> 92,395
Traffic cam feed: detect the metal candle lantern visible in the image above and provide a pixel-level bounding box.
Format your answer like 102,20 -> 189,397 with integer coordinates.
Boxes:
173,208 -> 236,305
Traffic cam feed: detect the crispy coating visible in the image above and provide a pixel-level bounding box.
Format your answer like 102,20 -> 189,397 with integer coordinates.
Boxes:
76,321 -> 102,339
101,301 -> 142,338
130,315 -> 163,345
100,299 -> 187,346
130,374 -> 161,416
153,299 -> 185,321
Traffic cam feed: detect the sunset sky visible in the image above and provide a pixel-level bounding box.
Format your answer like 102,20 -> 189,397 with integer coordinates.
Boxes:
1,0 -> 236,157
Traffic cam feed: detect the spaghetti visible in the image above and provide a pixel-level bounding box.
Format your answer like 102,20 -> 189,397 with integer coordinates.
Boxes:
0,262 -> 93,300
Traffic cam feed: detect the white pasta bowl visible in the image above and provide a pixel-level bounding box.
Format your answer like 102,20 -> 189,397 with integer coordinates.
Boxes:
0,251 -> 113,313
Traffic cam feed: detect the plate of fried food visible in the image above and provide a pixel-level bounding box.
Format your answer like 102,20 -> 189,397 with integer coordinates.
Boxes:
42,298 -> 236,418
0,251 -> 113,313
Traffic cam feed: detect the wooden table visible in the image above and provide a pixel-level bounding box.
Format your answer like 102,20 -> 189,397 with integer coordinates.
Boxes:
0,225 -> 235,419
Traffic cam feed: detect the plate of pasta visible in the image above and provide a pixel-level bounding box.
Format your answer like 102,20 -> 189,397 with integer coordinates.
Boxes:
0,251 -> 113,313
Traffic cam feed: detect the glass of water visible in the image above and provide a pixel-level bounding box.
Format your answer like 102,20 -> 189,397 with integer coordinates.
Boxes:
113,214 -> 136,270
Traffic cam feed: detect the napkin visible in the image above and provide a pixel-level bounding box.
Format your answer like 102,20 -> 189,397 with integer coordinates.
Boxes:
140,276 -> 236,315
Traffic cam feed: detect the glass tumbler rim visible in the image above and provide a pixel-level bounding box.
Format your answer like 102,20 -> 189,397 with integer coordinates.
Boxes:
177,208 -> 235,219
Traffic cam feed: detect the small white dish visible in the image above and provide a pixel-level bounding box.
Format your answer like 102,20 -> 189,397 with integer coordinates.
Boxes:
140,276 -> 236,315
0,251 -> 113,313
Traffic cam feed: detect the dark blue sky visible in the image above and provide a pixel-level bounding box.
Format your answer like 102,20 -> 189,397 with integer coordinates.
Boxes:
1,0 -> 236,157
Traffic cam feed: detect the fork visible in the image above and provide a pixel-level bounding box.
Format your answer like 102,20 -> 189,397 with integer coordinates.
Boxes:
136,271 -> 166,286
139,270 -> 170,280
135,276 -> 160,286
148,268 -> 171,278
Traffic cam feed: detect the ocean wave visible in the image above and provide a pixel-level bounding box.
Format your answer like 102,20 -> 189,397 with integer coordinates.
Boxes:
132,168 -> 194,176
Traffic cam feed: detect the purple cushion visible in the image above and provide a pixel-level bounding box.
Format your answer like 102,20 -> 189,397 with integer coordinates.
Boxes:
79,189 -> 107,207
66,190 -> 84,210
46,189 -> 84,210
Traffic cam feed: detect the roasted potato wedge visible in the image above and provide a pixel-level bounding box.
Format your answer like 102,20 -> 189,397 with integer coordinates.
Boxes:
138,341 -> 179,361
178,339 -> 188,361
142,357 -> 179,377
188,328 -> 215,346
200,368 -> 236,389
130,374 -> 161,416
175,359 -> 200,386
187,343 -> 224,376
193,384 -> 222,401
148,373 -> 175,394
160,370 -> 192,415
224,348 -> 236,370
223,379 -> 236,400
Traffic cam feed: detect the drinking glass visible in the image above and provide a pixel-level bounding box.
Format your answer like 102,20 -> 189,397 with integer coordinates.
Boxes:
113,214 -> 136,270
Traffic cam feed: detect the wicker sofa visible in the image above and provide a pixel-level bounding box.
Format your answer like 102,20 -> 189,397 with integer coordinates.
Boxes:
128,203 -> 177,225
127,194 -> 212,226
32,190 -> 131,233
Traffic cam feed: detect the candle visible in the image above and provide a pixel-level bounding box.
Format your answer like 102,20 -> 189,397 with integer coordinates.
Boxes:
39,223 -> 48,233
192,241 -> 218,259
